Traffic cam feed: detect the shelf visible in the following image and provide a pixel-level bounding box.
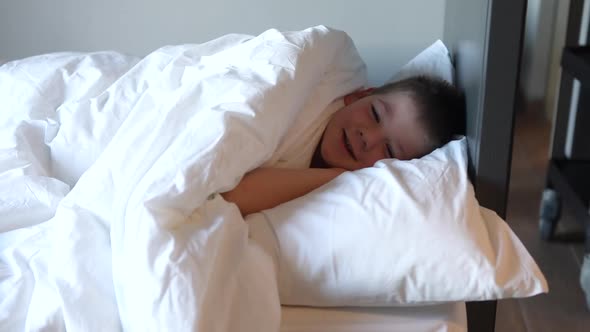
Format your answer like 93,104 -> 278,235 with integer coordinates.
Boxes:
561,46 -> 590,84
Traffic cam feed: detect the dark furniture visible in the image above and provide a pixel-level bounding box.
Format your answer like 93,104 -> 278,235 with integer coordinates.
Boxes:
444,0 -> 528,330
538,0 -> 590,309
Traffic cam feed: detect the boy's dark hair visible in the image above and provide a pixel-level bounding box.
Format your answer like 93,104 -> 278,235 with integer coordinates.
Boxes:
372,75 -> 466,151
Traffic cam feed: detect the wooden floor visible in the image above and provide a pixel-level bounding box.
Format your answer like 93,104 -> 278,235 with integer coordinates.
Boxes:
495,109 -> 590,331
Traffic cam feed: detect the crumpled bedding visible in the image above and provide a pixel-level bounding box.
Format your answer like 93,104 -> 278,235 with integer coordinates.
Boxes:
0,26 -> 367,331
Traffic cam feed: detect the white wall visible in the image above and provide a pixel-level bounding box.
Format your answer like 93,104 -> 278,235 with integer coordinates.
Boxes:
0,0 -> 445,85
520,0 -> 558,104
544,0 -> 570,120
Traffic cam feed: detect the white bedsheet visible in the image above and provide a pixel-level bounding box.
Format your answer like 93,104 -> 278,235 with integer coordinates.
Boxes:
0,26 -> 367,331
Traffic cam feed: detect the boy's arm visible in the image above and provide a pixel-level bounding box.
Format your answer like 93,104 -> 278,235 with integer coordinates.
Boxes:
221,167 -> 346,216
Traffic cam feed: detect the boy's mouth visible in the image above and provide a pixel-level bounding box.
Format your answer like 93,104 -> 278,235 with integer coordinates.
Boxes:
343,129 -> 357,161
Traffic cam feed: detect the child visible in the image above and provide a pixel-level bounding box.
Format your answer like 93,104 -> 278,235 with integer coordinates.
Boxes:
222,75 -> 465,216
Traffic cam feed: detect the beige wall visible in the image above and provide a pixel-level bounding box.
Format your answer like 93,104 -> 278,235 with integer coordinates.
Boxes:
0,0 -> 445,86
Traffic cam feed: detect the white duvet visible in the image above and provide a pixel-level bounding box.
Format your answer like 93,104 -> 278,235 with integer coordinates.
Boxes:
0,26 -> 367,331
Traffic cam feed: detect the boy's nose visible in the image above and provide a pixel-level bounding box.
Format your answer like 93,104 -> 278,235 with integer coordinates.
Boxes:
359,127 -> 386,151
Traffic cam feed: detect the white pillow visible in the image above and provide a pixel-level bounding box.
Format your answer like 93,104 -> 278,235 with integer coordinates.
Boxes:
247,138 -> 547,306
388,40 -> 454,84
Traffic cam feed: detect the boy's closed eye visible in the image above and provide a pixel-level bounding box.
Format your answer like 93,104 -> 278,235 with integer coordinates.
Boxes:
370,105 -> 394,158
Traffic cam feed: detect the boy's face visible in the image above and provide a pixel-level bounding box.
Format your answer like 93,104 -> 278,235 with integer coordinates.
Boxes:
320,89 -> 432,170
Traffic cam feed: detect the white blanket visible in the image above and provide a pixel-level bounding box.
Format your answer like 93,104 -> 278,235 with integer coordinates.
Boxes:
0,26 -> 367,331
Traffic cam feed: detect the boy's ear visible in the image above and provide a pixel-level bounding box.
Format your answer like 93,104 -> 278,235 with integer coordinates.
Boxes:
343,87 -> 376,105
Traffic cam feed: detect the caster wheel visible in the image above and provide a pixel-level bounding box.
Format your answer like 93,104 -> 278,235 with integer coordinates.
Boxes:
539,188 -> 561,241
581,255 -> 590,310
539,218 -> 556,241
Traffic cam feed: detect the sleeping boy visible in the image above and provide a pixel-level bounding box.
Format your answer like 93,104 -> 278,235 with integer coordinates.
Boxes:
222,75 -> 465,215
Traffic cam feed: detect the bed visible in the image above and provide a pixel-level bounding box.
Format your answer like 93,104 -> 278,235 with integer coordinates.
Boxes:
0,0 -> 529,331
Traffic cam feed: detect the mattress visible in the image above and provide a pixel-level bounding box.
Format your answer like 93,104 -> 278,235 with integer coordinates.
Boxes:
280,302 -> 467,332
